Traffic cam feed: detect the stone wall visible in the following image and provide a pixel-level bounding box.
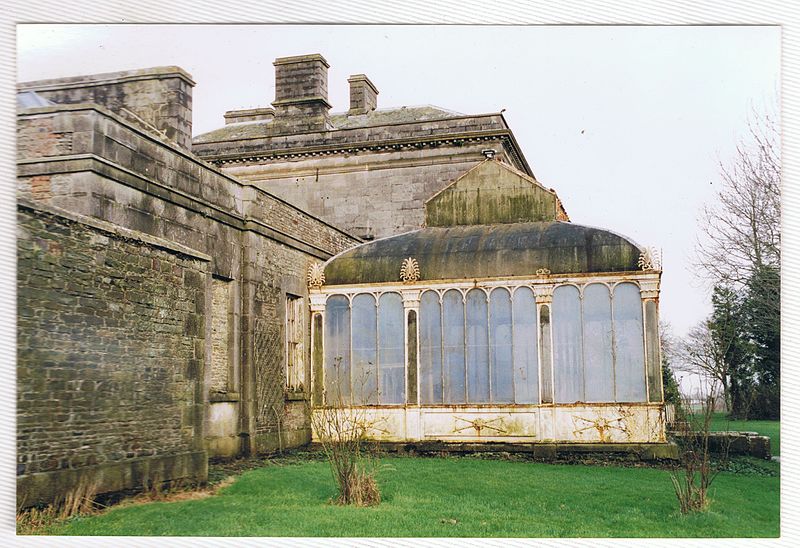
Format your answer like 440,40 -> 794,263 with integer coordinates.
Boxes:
17,102 -> 359,479
223,144 -> 512,240
17,200 -> 209,506
243,232 -> 313,453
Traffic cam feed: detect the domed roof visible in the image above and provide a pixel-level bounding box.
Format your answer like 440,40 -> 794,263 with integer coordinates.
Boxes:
324,221 -> 644,285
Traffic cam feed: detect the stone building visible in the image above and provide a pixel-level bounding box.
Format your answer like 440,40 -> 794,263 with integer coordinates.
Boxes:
191,54 -> 563,241
17,53 -> 667,507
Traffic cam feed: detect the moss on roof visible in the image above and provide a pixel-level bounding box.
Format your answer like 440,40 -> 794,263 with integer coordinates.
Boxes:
193,105 -> 465,144
323,222 -> 644,285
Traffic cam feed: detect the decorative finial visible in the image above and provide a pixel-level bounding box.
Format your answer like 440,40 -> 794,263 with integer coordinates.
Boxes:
400,257 -> 420,283
638,247 -> 662,272
307,262 -> 326,288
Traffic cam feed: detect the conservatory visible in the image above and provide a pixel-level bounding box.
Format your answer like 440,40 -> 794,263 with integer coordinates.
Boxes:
307,160 -> 666,446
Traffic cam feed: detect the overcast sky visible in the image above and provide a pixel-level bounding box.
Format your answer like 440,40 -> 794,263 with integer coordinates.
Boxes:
16,24 -> 780,340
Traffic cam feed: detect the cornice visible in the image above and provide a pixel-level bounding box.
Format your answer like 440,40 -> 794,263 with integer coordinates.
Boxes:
203,130 -> 530,174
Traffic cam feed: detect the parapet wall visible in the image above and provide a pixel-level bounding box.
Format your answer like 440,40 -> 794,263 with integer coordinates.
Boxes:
19,67 -> 195,150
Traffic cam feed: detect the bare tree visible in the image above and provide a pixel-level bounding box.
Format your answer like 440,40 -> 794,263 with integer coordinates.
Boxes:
696,110 -> 780,293
691,107 -> 780,419
675,322 -> 731,407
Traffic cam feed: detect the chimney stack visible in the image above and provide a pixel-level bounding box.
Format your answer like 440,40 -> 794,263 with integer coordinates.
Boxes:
271,54 -> 332,133
347,74 -> 379,116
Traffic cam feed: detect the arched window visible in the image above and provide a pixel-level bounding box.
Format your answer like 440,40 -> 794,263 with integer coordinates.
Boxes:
419,291 -> 443,404
443,289 -> 467,403
614,283 -> 647,402
552,285 -> 583,403
324,295 -> 350,403
583,284 -> 614,402
512,287 -> 539,404
489,288 -> 514,403
351,293 -> 377,404
466,289 -> 490,403
378,292 -> 405,404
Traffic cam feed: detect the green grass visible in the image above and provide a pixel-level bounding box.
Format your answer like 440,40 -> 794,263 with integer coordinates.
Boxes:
44,456 -> 779,538
709,413 -> 780,455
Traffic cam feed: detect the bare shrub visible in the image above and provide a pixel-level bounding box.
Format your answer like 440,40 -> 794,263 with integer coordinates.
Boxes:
670,387 -> 729,514
17,475 -> 100,535
311,360 -> 382,506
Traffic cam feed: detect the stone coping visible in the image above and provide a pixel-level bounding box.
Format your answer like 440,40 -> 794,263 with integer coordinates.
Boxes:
18,197 -> 212,262
18,65 -> 196,91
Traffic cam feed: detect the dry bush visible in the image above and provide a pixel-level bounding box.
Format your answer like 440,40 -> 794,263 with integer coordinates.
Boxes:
312,363 -> 382,506
17,476 -> 100,535
670,388 -> 729,514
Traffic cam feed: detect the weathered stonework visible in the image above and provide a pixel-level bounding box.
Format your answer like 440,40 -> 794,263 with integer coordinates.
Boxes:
210,278 -> 232,394
17,68 -> 360,506
18,67 -> 195,151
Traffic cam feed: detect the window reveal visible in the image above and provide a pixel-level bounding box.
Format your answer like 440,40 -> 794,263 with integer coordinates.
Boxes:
285,294 -> 305,392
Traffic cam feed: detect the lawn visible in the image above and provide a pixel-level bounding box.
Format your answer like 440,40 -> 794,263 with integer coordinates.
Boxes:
44,456 -> 779,538
709,413 -> 780,455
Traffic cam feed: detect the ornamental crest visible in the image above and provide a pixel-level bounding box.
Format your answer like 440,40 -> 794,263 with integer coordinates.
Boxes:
307,262 -> 326,288
535,268 -> 551,276
400,257 -> 420,283
638,247 -> 662,272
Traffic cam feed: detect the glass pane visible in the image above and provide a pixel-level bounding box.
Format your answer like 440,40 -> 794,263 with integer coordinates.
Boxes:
489,288 -> 514,403
324,295 -> 350,403
512,286 -> 539,404
351,294 -> 377,404
378,292 -> 405,404
583,284 -> 614,402
419,291 -> 442,404
442,289 -> 467,403
552,285 -> 583,403
466,289 -> 490,403
613,282 -> 647,402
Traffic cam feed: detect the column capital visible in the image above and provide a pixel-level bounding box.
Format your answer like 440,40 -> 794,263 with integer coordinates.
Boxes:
533,284 -> 554,305
639,279 -> 660,300
401,288 -> 421,310
309,292 -> 327,312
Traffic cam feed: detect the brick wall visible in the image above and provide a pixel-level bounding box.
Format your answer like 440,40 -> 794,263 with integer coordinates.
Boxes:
17,201 -> 209,505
